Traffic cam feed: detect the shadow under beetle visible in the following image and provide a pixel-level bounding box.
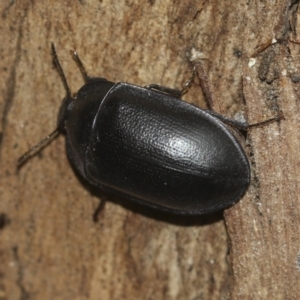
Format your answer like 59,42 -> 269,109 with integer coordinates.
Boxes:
18,44 -> 283,215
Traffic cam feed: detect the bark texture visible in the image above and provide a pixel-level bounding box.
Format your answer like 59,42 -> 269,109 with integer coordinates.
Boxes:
1,1 -> 300,299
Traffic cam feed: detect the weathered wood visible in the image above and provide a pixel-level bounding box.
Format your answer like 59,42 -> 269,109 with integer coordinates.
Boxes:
0,0 -> 299,299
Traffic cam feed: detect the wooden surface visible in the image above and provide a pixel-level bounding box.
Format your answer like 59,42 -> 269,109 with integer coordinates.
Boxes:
1,0 -> 300,299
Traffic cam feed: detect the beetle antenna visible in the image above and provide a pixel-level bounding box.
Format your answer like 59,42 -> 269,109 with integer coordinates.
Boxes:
17,128 -> 60,168
51,43 -> 71,97
70,49 -> 90,83
17,44 -> 70,169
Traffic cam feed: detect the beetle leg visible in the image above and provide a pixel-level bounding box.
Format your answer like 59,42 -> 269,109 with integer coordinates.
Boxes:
247,111 -> 284,128
251,37 -> 294,58
93,199 -> 106,222
193,62 -> 216,110
251,38 -> 278,58
206,109 -> 284,131
145,66 -> 197,98
180,65 -> 197,95
194,62 -> 284,130
205,110 -> 249,130
145,84 -> 182,98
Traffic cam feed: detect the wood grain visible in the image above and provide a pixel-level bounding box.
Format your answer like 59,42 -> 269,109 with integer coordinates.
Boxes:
0,0 -> 299,299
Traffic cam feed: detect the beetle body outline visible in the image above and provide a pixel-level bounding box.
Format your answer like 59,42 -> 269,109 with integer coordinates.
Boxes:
63,78 -> 250,214
18,44 -> 283,215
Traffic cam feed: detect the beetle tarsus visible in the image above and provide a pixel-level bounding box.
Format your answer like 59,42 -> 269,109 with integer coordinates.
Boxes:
93,199 -> 106,223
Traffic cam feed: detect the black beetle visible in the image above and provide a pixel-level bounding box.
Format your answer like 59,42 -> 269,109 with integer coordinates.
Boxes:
18,44 -> 282,215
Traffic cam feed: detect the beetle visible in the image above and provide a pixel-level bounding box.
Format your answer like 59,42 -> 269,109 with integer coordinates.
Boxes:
18,44 -> 283,215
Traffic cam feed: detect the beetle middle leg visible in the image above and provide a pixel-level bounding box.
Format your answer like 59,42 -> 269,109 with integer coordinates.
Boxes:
145,65 -> 197,98
145,84 -> 182,98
